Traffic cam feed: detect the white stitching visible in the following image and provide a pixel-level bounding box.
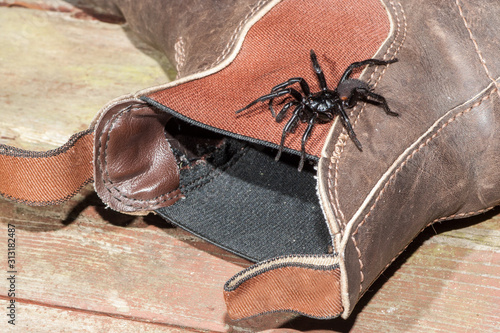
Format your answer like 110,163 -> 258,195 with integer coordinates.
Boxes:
328,0 -> 407,233
202,0 -> 270,72
455,0 -> 500,98
174,37 -> 187,79
352,88 -> 495,291
349,0 -> 407,291
430,205 -> 497,225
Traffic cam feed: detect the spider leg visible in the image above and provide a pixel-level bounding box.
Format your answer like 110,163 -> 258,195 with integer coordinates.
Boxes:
236,88 -> 298,114
310,50 -> 328,90
269,97 -> 292,118
339,58 -> 398,84
276,101 -> 299,123
271,77 -> 311,96
298,112 -> 318,171
288,109 -> 303,133
337,104 -> 363,151
269,87 -> 304,117
275,105 -> 303,162
352,87 -> 399,116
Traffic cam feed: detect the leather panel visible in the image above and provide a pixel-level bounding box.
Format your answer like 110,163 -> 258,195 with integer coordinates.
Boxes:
93,100 -> 181,213
318,0 -> 500,316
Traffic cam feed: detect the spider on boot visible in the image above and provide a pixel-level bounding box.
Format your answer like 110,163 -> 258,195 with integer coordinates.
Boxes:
236,49 -> 398,171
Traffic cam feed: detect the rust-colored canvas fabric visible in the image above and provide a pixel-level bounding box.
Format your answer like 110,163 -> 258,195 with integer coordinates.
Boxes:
0,131 -> 93,205
147,0 -> 391,158
224,257 -> 343,319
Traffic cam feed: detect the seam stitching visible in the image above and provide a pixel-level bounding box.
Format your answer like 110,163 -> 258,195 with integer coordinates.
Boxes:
430,205 -> 497,225
377,203 -> 498,289
225,254 -> 340,289
455,0 -> 500,98
174,37 -> 187,79
329,0 -> 407,234
202,0 -> 270,72
352,88 -> 495,292
348,1 -> 407,282
97,106 -> 181,209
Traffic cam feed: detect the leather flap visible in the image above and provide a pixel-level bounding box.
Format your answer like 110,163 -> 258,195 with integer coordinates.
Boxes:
93,99 -> 182,213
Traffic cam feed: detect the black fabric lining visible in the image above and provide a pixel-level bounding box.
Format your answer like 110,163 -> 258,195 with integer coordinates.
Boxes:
178,139 -> 248,195
156,139 -> 331,262
146,96 -> 331,262
142,96 -> 319,162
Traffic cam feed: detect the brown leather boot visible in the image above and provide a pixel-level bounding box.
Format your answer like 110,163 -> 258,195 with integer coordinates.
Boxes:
1,0 -> 498,321
74,0 -> 272,78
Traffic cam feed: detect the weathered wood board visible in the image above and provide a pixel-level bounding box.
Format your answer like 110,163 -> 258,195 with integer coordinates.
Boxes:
0,4 -> 498,333
0,4 -> 174,151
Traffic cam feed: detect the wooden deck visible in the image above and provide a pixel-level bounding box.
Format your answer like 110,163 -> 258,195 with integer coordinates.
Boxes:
0,3 -> 499,332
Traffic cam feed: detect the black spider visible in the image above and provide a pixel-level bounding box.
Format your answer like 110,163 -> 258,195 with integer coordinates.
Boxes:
236,50 -> 398,171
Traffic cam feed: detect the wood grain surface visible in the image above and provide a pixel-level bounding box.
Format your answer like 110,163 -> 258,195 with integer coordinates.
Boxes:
0,3 -> 499,332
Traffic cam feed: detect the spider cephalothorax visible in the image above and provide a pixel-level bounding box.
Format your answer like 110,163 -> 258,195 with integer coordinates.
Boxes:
236,50 -> 398,170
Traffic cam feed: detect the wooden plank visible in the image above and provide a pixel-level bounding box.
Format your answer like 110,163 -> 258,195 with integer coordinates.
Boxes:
0,0 -> 76,12
0,6 -> 174,151
0,6 -> 291,331
1,194 -> 498,332
0,298 -> 205,333
0,188 -> 291,332
0,192 -> 497,332
273,214 -> 500,332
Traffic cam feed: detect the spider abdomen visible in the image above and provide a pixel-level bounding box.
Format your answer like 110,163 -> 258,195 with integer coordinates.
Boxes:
337,79 -> 370,103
